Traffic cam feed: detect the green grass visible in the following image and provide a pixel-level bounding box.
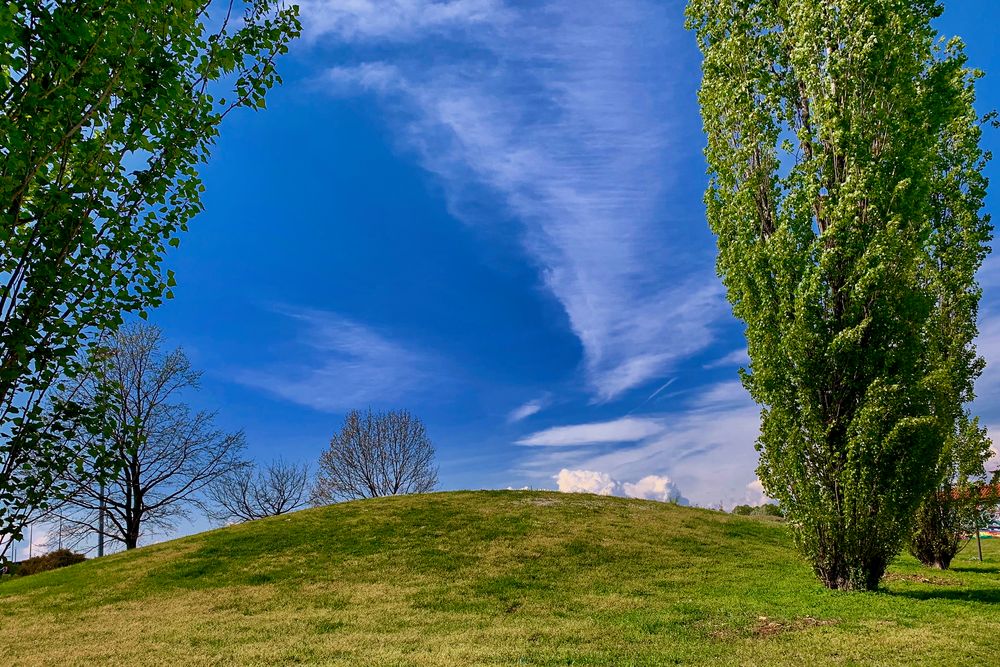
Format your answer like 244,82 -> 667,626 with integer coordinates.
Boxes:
1,491 -> 998,666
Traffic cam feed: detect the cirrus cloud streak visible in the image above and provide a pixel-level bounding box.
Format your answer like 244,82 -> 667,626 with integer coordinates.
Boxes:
303,0 -> 724,401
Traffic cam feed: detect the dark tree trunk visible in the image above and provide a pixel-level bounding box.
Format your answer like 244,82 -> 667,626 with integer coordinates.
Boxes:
816,556 -> 887,591
125,490 -> 142,550
909,493 -> 961,570
124,531 -> 139,550
930,557 -> 953,570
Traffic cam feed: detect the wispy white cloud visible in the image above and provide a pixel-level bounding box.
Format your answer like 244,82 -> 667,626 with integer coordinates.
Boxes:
987,447 -> 999,476
517,416 -> 665,447
644,378 -> 678,403
237,307 -> 435,412
971,306 -> 1000,455
305,0 -> 724,401
979,422 -> 1000,476
948,253 -> 1000,461
508,395 -> 550,423
976,255 -> 1000,293
573,382 -> 759,506
298,0 -> 507,41
691,380 -> 753,411
975,310 -> 1000,398
625,377 -> 677,415
704,348 -> 750,369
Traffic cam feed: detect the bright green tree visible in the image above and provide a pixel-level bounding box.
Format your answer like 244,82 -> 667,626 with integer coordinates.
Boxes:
0,0 -> 299,550
686,0 -> 992,590
910,414 -> 996,569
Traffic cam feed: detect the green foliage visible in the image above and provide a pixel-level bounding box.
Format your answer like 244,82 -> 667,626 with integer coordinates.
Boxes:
14,548 -> 85,577
910,491 -> 967,570
686,0 -> 992,590
0,0 -> 300,545
910,415 -> 996,569
732,503 -> 784,518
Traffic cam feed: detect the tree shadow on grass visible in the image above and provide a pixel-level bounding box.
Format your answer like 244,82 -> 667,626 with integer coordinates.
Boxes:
948,565 -> 1000,574
888,587 -> 1000,604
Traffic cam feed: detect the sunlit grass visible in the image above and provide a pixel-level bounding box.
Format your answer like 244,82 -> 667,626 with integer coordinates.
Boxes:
1,491 -> 997,665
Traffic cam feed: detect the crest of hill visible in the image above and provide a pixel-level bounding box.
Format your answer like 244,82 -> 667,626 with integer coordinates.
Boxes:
1,490 -> 998,666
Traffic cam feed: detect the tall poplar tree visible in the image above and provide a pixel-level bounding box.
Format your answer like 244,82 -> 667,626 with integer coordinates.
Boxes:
686,0 -> 992,590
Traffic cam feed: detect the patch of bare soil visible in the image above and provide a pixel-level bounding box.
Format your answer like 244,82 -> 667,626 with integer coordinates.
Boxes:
753,615 -> 838,638
883,573 -> 961,586
522,497 -> 560,506
704,615 -> 839,641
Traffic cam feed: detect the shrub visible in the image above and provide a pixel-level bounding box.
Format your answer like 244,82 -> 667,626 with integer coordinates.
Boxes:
910,419 -> 997,569
732,503 -> 784,518
16,549 -> 86,577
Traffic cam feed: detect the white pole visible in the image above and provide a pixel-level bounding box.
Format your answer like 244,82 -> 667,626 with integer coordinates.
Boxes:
976,512 -> 984,562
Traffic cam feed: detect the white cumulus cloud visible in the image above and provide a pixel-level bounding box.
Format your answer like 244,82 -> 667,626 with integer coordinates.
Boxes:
554,468 -> 619,496
742,479 -> 770,507
554,468 -> 688,504
623,475 -> 686,504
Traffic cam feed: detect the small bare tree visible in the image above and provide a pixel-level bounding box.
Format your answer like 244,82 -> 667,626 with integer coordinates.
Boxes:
207,458 -> 310,523
313,409 -> 438,503
51,324 -> 245,550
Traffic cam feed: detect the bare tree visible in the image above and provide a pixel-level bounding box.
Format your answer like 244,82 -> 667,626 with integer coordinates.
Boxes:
207,458 -> 310,523
313,409 -> 438,503
51,324 -> 244,550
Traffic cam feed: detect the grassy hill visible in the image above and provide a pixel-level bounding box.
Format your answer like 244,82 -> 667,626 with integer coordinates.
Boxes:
1,491 -> 998,666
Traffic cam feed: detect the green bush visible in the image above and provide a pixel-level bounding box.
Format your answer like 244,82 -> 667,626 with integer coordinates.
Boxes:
732,503 -> 784,518
16,549 -> 86,577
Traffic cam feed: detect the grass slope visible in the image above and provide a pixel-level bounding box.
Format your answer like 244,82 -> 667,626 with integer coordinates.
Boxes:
1,491 -> 998,666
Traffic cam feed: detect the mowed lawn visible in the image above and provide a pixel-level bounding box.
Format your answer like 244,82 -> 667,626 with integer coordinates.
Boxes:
1,491 -> 998,666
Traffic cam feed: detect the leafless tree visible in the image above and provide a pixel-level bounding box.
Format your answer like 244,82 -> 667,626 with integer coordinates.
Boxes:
313,409 -> 438,503
207,458 -> 309,523
50,324 -> 245,550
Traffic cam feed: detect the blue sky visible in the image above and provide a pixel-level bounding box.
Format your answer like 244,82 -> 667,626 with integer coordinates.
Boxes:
18,1 -> 1000,553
